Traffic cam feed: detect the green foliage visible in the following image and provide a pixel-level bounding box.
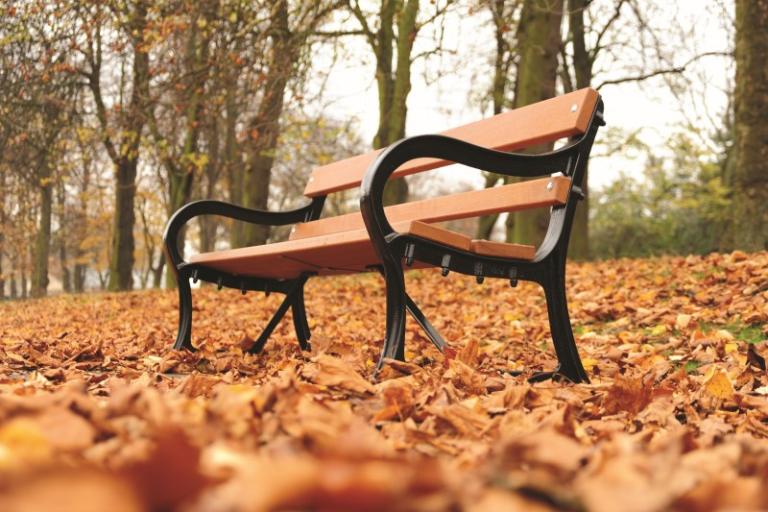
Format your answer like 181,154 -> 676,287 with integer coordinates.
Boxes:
591,130 -> 731,259
684,360 -> 701,374
717,323 -> 765,344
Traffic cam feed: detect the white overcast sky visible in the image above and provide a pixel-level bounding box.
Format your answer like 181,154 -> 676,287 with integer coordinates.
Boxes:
312,0 -> 734,191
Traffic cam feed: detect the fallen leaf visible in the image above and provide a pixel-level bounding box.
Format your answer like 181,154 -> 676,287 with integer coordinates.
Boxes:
703,368 -> 734,400
302,354 -> 375,395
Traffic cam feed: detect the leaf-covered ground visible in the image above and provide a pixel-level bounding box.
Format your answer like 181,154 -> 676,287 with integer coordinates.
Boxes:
1,252 -> 768,511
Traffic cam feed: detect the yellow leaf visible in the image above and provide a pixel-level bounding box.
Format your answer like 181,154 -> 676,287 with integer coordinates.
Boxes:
649,324 -> 667,336
715,329 -> 735,341
724,342 -> 738,354
704,368 -> 734,400
0,418 -> 51,469
675,314 -> 692,330
581,358 -> 599,371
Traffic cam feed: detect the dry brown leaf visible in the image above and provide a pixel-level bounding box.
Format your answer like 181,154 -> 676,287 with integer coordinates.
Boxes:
302,354 -> 375,395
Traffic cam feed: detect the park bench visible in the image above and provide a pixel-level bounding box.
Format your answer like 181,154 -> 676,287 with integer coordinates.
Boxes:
164,88 -> 604,383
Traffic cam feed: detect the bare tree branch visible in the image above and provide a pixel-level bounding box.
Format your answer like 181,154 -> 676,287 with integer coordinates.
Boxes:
595,51 -> 732,89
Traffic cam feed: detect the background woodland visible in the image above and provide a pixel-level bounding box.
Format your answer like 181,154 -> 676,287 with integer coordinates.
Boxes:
0,0 -> 764,298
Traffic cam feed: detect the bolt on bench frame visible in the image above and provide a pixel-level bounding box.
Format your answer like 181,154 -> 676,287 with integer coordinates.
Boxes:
164,91 -> 605,383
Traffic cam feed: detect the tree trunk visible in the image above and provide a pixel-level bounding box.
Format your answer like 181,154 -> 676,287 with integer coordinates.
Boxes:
199,114 -> 220,254
162,17 -> 211,289
506,0 -> 563,245
21,249 -> 28,298
476,0 -> 515,240
108,157 -> 138,290
56,181 -> 71,292
31,181 -> 52,298
74,165 -> 90,293
0,246 -> 3,300
152,256 -> 165,288
59,239 -> 71,293
225,70 -> 243,248
0,179 -> 4,300
371,0 -> 419,206
731,0 -> 768,251
566,0 -> 592,259
74,263 -> 86,293
10,252 -> 18,298
241,0 -> 292,247
91,1 -> 150,292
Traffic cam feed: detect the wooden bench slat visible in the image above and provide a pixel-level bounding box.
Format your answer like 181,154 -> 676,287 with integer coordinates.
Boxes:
303,88 -> 598,197
189,220 -> 472,279
396,220 -> 472,251
292,175 -> 570,241
470,239 -> 536,260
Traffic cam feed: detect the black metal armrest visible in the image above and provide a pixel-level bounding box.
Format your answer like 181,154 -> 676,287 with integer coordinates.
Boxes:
163,198 -> 324,270
359,134 -> 582,245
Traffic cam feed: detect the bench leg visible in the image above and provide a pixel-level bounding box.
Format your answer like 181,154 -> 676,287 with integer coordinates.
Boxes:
541,270 -> 589,383
376,263 -> 407,371
291,282 -> 312,351
173,271 -> 195,351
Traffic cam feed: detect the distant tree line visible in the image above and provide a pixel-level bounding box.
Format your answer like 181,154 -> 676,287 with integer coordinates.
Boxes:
0,0 -> 762,299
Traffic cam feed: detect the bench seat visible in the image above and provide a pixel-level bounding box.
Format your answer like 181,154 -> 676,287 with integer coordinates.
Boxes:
190,220 -> 535,279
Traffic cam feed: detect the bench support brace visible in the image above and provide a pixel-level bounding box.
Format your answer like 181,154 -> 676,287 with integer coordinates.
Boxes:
249,275 -> 311,354
405,293 -> 447,352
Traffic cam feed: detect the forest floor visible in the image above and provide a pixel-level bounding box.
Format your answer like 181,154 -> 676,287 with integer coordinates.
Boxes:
0,252 -> 767,511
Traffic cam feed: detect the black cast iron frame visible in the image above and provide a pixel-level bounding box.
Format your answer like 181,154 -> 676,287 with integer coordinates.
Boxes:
163,98 -> 604,383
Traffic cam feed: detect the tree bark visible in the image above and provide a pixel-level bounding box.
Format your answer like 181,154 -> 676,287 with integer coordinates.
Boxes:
199,112 -> 221,254
241,0 -> 293,247
476,0 -> 515,240
152,257 -> 165,289
505,0 -> 563,245
566,0 -> 591,259
74,263 -> 86,293
55,180 -> 72,293
94,2 -> 151,292
21,264 -> 27,299
224,69 -> 243,248
10,251 -> 18,298
108,155 -> 139,291
159,11 -> 212,288
361,0 -> 420,205
74,160 -> 90,293
0,242 -> 4,299
31,177 -> 52,298
731,0 -> 768,251
0,173 -> 4,300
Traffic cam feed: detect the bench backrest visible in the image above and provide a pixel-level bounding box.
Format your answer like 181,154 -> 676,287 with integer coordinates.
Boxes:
303,87 -> 599,198
291,175 -> 571,240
